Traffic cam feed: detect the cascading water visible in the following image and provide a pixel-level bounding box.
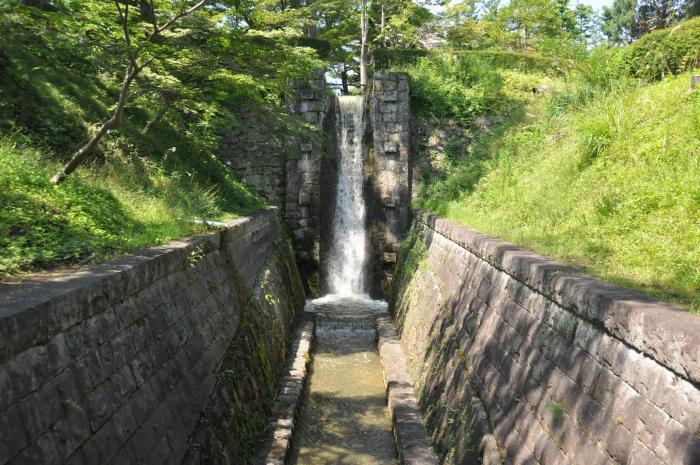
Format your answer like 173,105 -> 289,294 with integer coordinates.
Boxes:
328,95 -> 367,296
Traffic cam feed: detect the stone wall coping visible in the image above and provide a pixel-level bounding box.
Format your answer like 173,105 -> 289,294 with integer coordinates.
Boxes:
252,316 -> 314,465
0,207 -> 279,364
376,315 -> 439,465
415,210 -> 700,386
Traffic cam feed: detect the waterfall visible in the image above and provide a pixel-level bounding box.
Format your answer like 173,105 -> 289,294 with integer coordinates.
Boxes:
328,95 -> 366,296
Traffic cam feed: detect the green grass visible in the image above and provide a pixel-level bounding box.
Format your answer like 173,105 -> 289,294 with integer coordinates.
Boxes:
421,73 -> 700,312
0,7 -> 265,277
0,139 -> 262,277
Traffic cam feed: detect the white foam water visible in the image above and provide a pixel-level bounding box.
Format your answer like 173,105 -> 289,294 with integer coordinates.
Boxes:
327,95 -> 367,295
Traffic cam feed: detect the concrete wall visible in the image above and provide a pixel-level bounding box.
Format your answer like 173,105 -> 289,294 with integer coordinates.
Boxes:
0,208 -> 305,465
389,212 -> 700,465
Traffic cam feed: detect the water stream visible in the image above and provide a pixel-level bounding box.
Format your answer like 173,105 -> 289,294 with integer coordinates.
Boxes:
292,96 -> 398,464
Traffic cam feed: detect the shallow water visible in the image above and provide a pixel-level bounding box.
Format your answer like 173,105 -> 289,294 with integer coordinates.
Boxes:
292,297 -> 397,465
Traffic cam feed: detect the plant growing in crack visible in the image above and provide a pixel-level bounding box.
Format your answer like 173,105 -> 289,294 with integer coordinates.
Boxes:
187,244 -> 205,268
551,401 -> 566,417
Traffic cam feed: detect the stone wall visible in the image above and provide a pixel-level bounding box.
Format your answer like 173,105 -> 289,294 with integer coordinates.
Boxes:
0,208 -> 305,465
218,114 -> 287,207
367,72 -> 411,297
409,117 -> 470,202
220,72 -> 412,298
219,74 -> 331,294
389,212 -> 700,465
284,74 -> 332,293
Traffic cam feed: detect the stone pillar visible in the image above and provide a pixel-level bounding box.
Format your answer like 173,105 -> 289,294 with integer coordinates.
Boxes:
367,72 -> 410,297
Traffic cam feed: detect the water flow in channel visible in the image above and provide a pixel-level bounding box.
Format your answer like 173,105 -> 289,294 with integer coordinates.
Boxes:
292,96 -> 398,464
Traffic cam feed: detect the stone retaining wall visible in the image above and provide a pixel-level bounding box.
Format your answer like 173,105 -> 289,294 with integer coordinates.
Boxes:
0,208 -> 305,465
389,212 -> 700,465
221,73 -> 412,299
219,74 -> 331,294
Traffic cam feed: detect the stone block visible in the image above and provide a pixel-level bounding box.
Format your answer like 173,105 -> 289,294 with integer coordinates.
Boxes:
382,80 -> 397,91
382,90 -> 399,102
0,404 -> 29,463
302,111 -> 319,123
691,74 -> 700,89
382,110 -> 398,123
383,141 -> 399,154
299,88 -> 314,100
382,197 -> 397,208
298,191 -> 311,205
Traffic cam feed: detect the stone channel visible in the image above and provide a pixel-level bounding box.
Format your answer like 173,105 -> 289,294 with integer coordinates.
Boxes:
2,71 -> 699,465
253,296 -> 437,465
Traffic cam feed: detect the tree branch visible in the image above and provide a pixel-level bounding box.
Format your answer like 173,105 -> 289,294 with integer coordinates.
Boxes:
51,0 -> 210,183
151,0 -> 208,38
114,0 -> 138,69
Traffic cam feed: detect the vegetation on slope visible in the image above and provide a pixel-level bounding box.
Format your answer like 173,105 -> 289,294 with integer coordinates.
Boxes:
0,140 -> 256,276
400,28 -> 700,311
622,16 -> 700,80
0,2 -> 321,277
427,73 -> 698,311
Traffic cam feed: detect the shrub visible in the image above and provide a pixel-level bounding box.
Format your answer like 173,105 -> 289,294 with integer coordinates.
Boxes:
623,16 -> 700,81
375,48 -> 556,73
374,48 -> 431,68
396,53 -> 503,126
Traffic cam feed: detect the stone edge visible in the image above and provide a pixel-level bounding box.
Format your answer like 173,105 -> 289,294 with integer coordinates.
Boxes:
252,316 -> 314,465
376,315 -> 439,465
415,210 -> 700,386
0,207 -> 278,365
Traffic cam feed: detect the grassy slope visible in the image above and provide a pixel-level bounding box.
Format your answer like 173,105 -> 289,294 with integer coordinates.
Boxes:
0,22 -> 263,277
422,72 -> 700,312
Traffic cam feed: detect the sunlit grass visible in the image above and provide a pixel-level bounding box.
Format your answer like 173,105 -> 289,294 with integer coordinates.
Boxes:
423,72 -> 700,312
0,139 -> 262,277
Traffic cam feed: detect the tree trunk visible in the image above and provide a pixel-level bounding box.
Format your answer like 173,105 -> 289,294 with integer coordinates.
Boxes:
380,0 -> 386,47
139,0 -> 155,22
51,65 -> 138,184
340,64 -> 349,95
306,0 -> 317,38
360,0 -> 368,92
141,104 -> 170,134
307,24 -> 317,38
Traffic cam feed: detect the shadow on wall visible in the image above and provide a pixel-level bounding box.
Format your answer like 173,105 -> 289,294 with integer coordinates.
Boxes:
390,214 -> 700,465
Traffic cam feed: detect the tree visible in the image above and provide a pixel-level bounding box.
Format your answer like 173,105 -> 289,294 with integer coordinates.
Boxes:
50,0 -> 209,184
634,0 -> 683,34
602,0 -> 695,43
360,0 -> 368,90
498,0 -> 567,48
573,3 -> 602,45
374,0 -> 433,48
602,0 -> 637,42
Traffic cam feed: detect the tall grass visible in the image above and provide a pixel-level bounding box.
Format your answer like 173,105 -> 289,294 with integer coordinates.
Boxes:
0,138 -> 262,277
422,73 -> 700,312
